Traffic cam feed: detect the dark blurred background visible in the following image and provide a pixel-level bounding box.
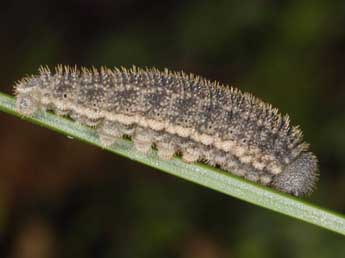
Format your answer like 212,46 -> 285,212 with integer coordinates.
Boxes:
0,0 -> 345,257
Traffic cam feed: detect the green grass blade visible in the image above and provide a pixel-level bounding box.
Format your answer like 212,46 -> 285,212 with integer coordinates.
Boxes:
1,92 -> 344,235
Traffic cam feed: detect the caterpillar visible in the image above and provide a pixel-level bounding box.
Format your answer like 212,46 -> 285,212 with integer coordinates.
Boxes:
14,65 -> 319,196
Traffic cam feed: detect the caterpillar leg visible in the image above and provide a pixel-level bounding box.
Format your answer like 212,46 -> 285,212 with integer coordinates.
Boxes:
97,120 -> 123,147
133,127 -> 154,154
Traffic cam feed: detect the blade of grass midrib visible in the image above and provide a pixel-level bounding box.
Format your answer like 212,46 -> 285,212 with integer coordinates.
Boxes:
0,92 -> 344,236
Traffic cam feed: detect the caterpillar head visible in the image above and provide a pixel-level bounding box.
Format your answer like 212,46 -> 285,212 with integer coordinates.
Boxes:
15,76 -> 43,116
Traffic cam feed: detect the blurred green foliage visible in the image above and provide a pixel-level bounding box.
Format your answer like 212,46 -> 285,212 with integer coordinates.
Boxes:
0,0 -> 345,257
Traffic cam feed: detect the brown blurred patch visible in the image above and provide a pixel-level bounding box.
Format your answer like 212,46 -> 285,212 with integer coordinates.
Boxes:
10,217 -> 57,258
180,231 -> 226,258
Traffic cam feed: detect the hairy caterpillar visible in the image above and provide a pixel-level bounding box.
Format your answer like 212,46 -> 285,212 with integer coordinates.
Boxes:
14,65 -> 319,196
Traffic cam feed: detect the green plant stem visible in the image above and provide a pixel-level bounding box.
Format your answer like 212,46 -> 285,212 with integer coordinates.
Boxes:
1,92 -> 345,235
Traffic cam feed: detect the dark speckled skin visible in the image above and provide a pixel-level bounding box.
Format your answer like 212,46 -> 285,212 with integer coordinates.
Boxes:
14,66 -> 319,196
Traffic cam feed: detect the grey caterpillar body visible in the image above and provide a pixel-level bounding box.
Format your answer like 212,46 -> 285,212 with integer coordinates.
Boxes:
14,65 -> 319,196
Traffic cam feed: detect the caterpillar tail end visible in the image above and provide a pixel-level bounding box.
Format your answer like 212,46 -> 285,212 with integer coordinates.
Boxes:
271,152 -> 319,197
